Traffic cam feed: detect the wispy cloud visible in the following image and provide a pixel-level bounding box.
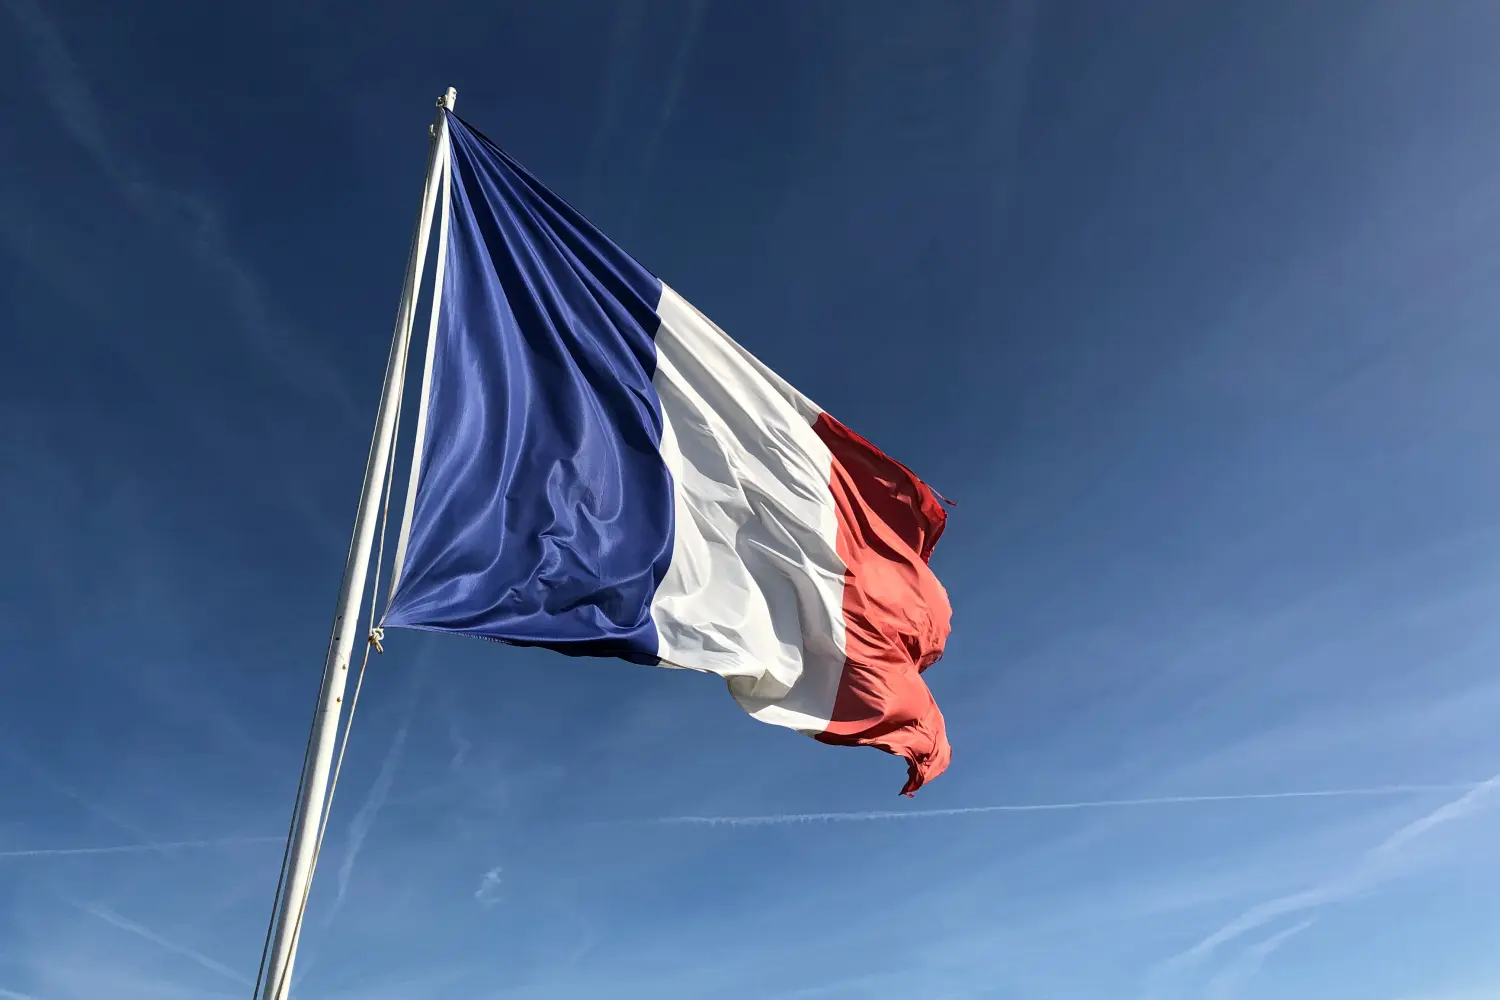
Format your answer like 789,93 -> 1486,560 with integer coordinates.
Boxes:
582,0 -> 642,203
0,987 -> 46,1000
0,836 -> 279,860
0,745 -> 159,846
325,692 -> 416,924
434,685 -> 472,773
1,0 -> 357,418
79,902 -> 252,987
474,865 -> 503,906
623,0 -> 708,237
654,783 -> 1480,827
1204,919 -> 1315,1000
1151,774 -> 1500,996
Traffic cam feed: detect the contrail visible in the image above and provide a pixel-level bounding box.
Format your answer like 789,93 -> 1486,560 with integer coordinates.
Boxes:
81,902 -> 252,986
0,836 -> 279,859
656,783 -> 1480,827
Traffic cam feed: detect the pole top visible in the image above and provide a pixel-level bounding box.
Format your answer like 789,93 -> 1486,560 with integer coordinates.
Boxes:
439,87 -> 457,111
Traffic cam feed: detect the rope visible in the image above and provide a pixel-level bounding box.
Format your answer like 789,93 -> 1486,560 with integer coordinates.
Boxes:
254,360 -> 407,1000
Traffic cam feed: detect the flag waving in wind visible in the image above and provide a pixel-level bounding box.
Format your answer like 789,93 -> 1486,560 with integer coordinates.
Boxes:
384,113 -> 953,794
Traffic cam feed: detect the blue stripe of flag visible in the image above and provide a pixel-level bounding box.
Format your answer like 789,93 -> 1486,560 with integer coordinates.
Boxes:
383,112 -> 674,663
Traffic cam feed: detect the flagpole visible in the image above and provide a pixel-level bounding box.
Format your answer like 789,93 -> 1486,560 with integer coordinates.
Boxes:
255,87 -> 456,1000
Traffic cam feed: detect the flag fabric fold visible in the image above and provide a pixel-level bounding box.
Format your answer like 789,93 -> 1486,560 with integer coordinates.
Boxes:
384,112 -> 953,794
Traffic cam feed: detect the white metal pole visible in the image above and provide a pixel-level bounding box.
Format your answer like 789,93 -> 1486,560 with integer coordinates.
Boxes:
258,87 -> 456,1000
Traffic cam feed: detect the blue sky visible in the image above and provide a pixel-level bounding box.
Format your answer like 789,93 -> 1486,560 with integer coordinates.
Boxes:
4,1 -> 1500,997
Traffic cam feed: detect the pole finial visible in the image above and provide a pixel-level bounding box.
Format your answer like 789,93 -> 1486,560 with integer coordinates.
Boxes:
440,87 -> 457,111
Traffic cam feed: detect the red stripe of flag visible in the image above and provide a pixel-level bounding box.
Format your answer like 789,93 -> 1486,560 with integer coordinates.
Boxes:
812,413 -> 952,796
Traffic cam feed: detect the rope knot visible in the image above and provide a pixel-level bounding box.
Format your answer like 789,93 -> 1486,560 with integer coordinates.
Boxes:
368,627 -> 385,654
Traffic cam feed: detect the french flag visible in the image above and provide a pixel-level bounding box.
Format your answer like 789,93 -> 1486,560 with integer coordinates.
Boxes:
385,113 -> 953,794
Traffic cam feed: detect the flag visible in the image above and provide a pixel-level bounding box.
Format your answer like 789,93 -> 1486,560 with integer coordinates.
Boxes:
384,113 -> 953,794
